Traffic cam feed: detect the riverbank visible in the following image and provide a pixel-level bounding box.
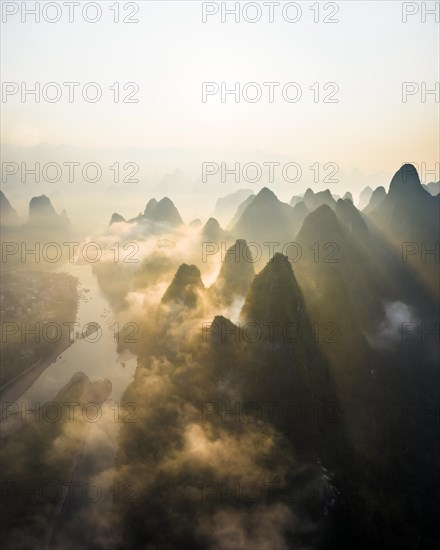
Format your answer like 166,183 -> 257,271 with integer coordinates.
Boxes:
0,338 -> 74,406
0,270 -> 79,405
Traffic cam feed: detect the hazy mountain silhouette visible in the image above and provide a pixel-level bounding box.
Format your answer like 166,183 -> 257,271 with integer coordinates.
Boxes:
226,193 -> 255,229
110,212 -> 126,225
144,198 -> 158,218
202,217 -> 225,241
363,185 -> 386,214
291,200 -> 309,229
289,195 -> 303,207
302,188 -> 336,211
154,169 -> 192,195
149,197 -> 184,226
0,191 -> 20,226
110,197 -> 184,228
27,194 -> 71,232
423,180 -> 440,195
28,194 -> 57,221
232,187 -> 299,244
358,186 -> 373,210
214,189 -> 253,224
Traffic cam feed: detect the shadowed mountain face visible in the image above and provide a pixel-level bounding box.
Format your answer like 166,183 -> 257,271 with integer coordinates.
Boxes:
295,204 -> 384,334
237,253 -> 346,456
211,239 -> 255,306
161,263 -> 205,308
365,164 -> 440,299
389,163 -> 426,197
369,164 -> 439,240
335,198 -> 369,240
113,252 -> 349,549
241,253 -> 306,330
297,203 -> 342,242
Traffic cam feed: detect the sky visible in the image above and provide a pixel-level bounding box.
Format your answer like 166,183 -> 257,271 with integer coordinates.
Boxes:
1,0 -> 439,193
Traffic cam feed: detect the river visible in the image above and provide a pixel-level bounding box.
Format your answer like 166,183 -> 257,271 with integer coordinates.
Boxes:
15,264 -> 137,549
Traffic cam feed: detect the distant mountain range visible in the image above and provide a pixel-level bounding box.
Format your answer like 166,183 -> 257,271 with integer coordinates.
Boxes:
111,165 -> 438,550
3,162 -> 437,549
3,166 -> 437,274
110,196 -> 183,228
1,192 -> 70,233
